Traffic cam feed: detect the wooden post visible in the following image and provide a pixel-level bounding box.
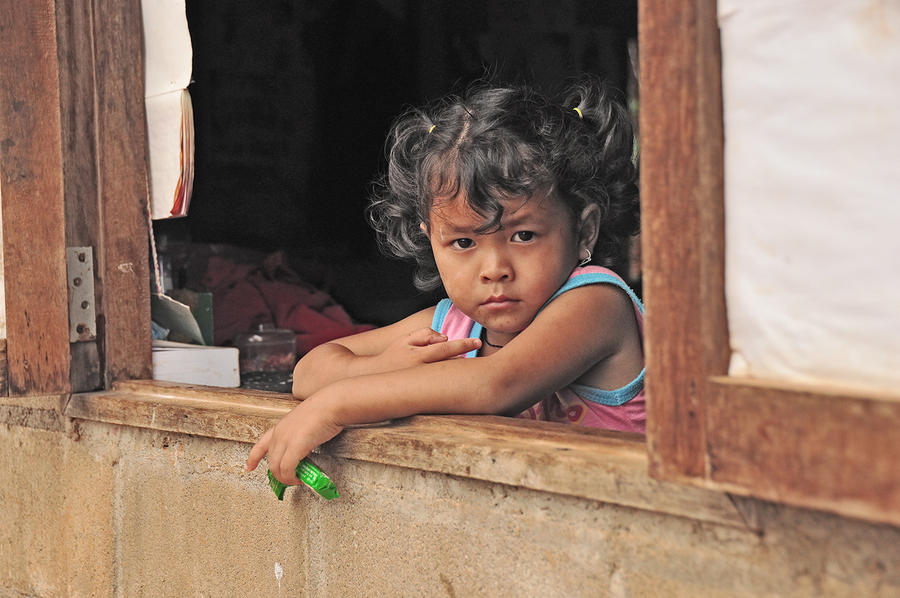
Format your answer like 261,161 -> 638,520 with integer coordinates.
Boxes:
0,0 -> 72,395
89,0 -> 153,385
639,0 -> 729,481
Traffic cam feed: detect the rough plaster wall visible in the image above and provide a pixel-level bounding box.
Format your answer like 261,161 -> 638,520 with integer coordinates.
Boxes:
2,417 -> 899,597
111,432 -> 309,596
1,412 -> 115,597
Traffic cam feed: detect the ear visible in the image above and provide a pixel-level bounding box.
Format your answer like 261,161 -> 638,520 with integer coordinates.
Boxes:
419,222 -> 429,236
576,204 -> 601,255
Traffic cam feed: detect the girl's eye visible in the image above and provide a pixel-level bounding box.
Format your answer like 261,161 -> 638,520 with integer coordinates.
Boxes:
451,238 -> 474,249
512,231 -> 535,242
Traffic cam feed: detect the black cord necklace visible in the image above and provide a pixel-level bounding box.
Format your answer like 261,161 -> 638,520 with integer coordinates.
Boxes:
480,328 -> 505,349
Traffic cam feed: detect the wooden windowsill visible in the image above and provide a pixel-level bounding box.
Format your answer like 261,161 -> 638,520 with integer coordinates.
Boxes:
63,379 -> 753,530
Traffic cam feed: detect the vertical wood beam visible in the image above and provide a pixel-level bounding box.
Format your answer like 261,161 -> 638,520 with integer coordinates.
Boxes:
55,0 -> 153,388
55,0 -> 103,391
0,0 -> 72,395
639,0 -> 729,481
91,0 -> 152,384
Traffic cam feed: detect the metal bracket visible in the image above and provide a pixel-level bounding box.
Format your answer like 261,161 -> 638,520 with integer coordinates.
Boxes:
66,247 -> 97,342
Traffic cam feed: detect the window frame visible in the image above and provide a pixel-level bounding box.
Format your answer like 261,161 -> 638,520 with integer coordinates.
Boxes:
639,0 -> 900,526
0,0 -> 151,397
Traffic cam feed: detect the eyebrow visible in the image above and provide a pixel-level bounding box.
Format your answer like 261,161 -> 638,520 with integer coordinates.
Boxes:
499,211 -> 534,228
439,210 -> 538,235
433,195 -> 542,235
441,223 -> 478,235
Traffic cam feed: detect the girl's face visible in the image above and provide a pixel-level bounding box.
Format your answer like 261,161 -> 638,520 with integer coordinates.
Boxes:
426,192 -> 586,346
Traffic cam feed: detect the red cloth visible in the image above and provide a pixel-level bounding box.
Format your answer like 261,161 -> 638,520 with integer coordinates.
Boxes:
203,251 -> 373,354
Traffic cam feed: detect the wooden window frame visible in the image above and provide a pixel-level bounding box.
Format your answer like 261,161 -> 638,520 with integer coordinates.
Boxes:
3,0 -> 897,528
640,0 -> 900,526
0,0 -> 151,399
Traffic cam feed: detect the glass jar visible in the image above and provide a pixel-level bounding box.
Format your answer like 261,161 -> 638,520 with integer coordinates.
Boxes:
234,323 -> 297,392
234,323 -> 297,375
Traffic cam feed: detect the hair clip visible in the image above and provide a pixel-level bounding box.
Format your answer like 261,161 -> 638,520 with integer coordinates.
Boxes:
428,124 -> 436,133
572,107 -> 583,119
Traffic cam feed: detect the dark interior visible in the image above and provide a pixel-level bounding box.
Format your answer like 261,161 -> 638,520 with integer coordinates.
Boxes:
153,0 -> 638,344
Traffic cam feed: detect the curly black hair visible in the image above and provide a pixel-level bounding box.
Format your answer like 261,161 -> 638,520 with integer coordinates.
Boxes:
367,75 -> 639,291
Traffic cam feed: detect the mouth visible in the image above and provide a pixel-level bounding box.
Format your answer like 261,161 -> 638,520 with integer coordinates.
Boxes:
481,295 -> 518,307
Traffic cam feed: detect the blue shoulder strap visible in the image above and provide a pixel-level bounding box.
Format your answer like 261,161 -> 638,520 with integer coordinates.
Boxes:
431,298 -> 453,332
545,271 -> 644,314
544,271 -> 646,406
432,298 -> 481,358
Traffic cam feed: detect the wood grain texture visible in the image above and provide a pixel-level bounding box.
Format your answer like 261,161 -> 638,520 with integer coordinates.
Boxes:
707,377 -> 900,527
64,380 -> 752,530
91,0 -> 152,384
0,0 -> 72,395
639,1 -> 900,527
55,0 -> 100,247
0,339 -> 7,396
55,0 -> 103,391
639,0 -> 729,481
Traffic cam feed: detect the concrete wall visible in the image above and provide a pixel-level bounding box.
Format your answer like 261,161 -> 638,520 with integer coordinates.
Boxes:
3,399 -> 899,597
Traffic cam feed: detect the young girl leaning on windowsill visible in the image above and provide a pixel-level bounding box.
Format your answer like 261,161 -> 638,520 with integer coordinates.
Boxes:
247,75 -> 644,485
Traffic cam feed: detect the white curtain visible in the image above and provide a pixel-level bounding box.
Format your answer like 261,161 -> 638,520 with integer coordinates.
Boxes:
720,0 -> 900,390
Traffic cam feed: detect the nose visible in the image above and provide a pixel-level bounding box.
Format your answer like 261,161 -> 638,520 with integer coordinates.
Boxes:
479,249 -> 513,282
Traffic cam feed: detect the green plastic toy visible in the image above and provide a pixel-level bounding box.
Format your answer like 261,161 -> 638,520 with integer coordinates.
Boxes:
267,458 -> 339,500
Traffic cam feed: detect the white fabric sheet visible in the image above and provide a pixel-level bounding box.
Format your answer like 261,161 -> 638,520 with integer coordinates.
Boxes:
719,0 -> 900,390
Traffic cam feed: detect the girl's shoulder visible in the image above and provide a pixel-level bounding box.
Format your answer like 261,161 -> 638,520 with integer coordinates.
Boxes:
549,266 -> 644,319
542,267 -> 645,394
560,266 -> 640,300
568,265 -> 624,282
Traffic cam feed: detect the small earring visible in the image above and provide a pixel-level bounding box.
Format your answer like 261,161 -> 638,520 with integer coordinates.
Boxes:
578,249 -> 592,267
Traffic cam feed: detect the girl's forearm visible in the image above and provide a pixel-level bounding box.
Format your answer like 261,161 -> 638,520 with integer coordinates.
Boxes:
291,342 -> 380,398
297,295 -> 607,423
292,326 -> 478,398
317,356 -> 546,427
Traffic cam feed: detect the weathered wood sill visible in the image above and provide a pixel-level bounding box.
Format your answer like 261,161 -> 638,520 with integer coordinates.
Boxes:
58,379 -> 751,529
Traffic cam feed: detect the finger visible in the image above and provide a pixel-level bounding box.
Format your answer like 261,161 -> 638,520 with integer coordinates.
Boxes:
425,330 -> 448,345
428,332 -> 447,345
267,435 -> 288,481
408,328 -> 446,347
265,428 -> 295,484
273,446 -> 304,485
424,337 -> 481,362
245,428 -> 273,471
277,444 -> 310,486
273,457 -> 301,486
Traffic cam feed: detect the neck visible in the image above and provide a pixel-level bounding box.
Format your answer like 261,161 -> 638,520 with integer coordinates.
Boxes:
480,328 -> 505,349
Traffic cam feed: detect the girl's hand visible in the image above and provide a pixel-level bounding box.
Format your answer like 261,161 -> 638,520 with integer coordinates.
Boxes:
373,327 -> 480,372
245,396 -> 343,485
248,328 -> 479,484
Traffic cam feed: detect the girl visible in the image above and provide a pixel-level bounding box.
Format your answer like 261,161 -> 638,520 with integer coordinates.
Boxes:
247,76 -> 643,485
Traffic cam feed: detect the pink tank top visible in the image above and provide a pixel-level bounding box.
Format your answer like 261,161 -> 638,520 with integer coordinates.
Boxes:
431,266 -> 645,434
